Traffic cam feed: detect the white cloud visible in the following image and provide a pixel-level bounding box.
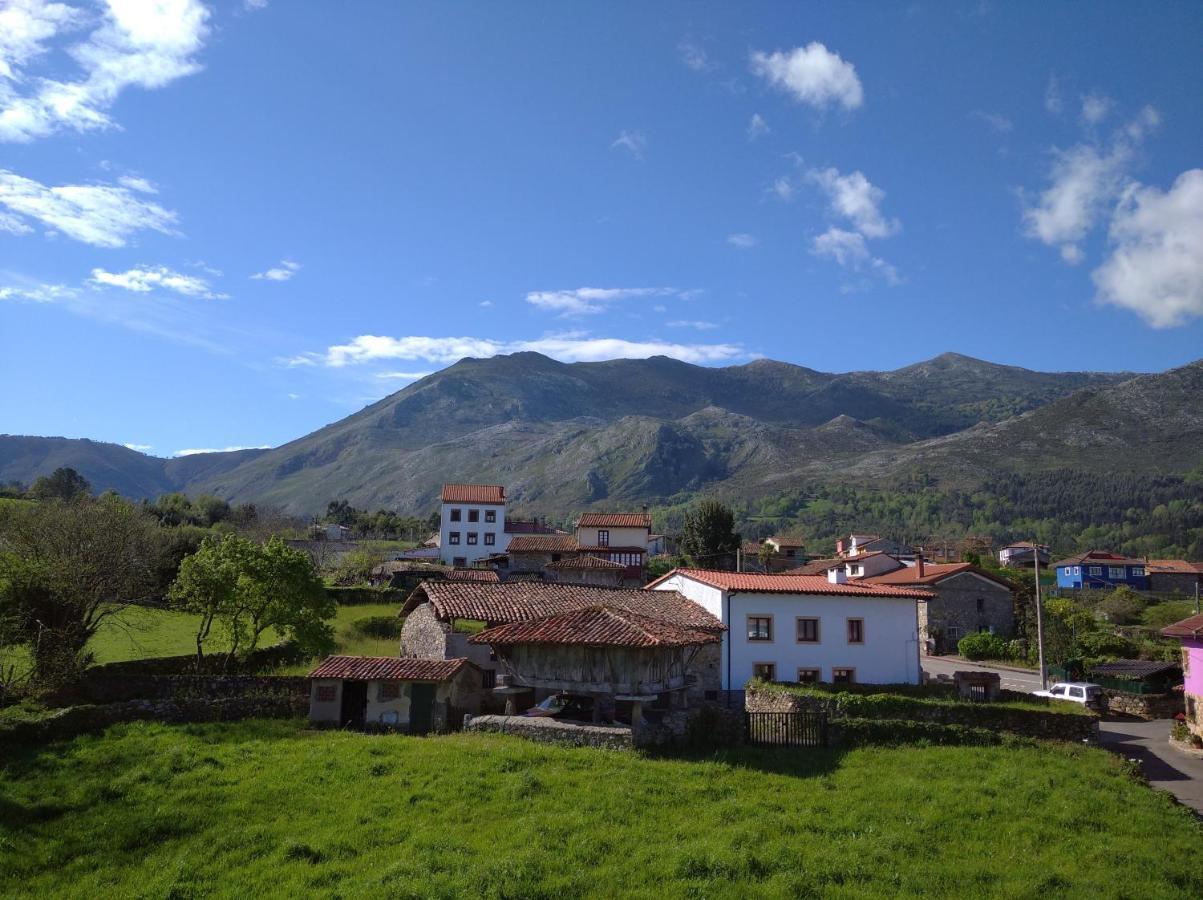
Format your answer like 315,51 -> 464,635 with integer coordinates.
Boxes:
747,113 -> 769,140
173,445 -> 271,457
1080,93 -> 1113,126
0,0 -> 81,81
611,130 -> 646,160
667,320 -> 718,330
244,0 -> 268,10
0,168 -> 177,246
289,334 -> 746,368
376,371 -> 433,381
251,259 -> 300,281
479,299 -> 493,308
525,286 -> 681,316
970,110 -> 1012,134
122,442 -> 152,452
1022,107 -> 1159,263
0,0 -> 211,142
117,175 -> 156,194
678,38 -> 711,72
0,281 -> 77,302
727,233 -> 757,249
1093,169 -> 1203,328
89,264 -> 227,299
770,175 -> 794,201
807,167 -> 900,238
749,43 -> 863,112
811,227 -> 900,285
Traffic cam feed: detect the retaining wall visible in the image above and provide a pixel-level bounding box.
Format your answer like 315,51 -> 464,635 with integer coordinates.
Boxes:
465,714 -> 634,750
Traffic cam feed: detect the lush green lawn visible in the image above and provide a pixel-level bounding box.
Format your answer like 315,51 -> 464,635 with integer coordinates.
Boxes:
272,603 -> 402,674
2,720 -> 1200,898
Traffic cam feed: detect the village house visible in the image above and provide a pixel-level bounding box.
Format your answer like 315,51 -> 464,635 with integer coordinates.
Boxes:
760,535 -> 806,571
788,551 -> 906,580
439,483 -> 509,566
1053,551 -> 1149,590
503,534 -> 583,573
646,568 -> 931,689
398,580 -> 724,706
1160,615 -> 1203,741
837,533 -> 912,559
307,656 -> 483,732
1146,559 -> 1203,595
862,559 -> 1016,655
575,511 -> 652,579
998,541 -> 1051,569
543,554 -> 630,587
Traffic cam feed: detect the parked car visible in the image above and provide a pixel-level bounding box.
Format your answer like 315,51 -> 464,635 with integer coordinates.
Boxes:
524,693 -> 594,721
1034,682 -> 1106,710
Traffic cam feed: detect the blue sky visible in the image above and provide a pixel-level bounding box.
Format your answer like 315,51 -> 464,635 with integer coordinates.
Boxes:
1,0 -> 1201,457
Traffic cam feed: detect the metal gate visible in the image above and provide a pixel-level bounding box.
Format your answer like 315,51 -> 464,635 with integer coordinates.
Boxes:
745,710 -> 828,748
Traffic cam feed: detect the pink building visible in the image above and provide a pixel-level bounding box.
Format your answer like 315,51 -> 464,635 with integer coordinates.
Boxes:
1161,614 -> 1203,739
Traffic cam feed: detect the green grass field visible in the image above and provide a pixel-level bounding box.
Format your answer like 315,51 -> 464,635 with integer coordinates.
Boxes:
2,720 -> 1200,897
272,603 -> 403,674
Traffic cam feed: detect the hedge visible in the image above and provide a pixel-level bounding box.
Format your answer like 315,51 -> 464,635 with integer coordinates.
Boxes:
324,586 -> 408,606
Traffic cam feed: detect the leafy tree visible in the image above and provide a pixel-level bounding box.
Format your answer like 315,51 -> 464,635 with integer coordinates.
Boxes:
29,467 -> 91,502
757,541 -> 775,572
680,500 -> 740,570
0,495 -> 158,686
169,533 -> 249,670
1077,630 -> 1138,664
329,548 -> 385,586
1097,587 -> 1146,625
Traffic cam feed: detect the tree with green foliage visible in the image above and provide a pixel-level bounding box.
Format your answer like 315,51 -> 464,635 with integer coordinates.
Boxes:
1097,587 -> 1146,625
0,494 -> 158,686
170,535 -> 333,671
680,500 -> 740,570
29,467 -> 91,502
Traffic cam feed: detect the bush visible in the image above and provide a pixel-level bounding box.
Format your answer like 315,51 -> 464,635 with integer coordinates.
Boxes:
351,616 -> 403,640
1097,588 -> 1146,626
1142,601 -> 1196,631
1076,631 -> 1138,664
958,631 -> 1009,661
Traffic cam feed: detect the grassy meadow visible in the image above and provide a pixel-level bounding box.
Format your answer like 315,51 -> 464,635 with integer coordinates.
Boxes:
2,720 -> 1201,898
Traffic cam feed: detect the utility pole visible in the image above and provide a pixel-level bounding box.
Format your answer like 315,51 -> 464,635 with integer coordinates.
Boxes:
1033,543 -> 1048,690
1195,577 -> 1200,616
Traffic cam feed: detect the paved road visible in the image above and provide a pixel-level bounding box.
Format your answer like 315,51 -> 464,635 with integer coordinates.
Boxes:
1098,719 -> 1203,814
921,655 -> 1045,693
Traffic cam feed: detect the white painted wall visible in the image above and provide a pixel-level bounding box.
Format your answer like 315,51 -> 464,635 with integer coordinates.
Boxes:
439,502 -> 507,565
576,525 -> 649,549
653,574 -> 920,689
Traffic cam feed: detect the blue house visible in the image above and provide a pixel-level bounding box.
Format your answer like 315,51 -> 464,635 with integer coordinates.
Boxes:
1053,551 -> 1149,590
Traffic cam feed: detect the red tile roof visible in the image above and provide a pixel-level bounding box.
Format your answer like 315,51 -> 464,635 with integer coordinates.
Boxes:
768,535 -> 806,548
1050,550 -> 1146,569
404,581 -> 724,630
308,656 -> 468,681
577,512 -> 652,529
782,552 -> 895,576
446,568 -> 501,582
865,563 -> 1012,589
646,568 -> 933,598
441,483 -> 506,505
1161,615 -> 1203,638
545,555 -> 626,570
507,534 -> 580,553
469,606 -> 721,648
1148,559 -> 1202,575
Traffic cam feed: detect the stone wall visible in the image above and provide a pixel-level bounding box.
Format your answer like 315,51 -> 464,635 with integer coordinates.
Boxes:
544,568 -> 624,588
77,673 -> 309,705
83,640 -> 304,678
921,572 -> 1015,655
465,714 -> 633,749
398,601 -> 452,659
1104,690 -> 1183,720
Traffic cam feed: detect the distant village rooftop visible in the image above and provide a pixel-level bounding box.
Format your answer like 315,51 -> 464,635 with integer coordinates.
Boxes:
469,605 -> 722,649
577,512 -> 652,529
308,656 -> 469,681
647,568 -> 934,598
440,483 -> 506,505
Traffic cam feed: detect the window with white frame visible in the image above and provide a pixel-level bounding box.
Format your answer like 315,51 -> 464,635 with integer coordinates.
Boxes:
484,533 -> 495,546
1089,566 -> 1102,576
467,532 -> 478,545
597,529 -> 610,547
485,509 -> 496,523
796,668 -> 821,684
832,667 -> 856,684
448,531 -> 461,545
1108,567 -> 1124,579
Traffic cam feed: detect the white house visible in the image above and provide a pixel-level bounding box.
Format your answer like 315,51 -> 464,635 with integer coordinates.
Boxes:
439,483 -> 507,566
575,512 -> 651,576
647,568 -> 930,689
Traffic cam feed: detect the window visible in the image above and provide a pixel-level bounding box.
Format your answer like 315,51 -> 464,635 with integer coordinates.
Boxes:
847,618 -> 864,644
468,509 -> 479,523
484,533 -> 495,546
453,557 -> 466,567
1089,566 -> 1102,576
485,509 -> 496,523
832,667 -> 856,684
1132,567 -> 1145,577
378,682 -> 400,701
975,598 -> 985,613
1108,566 -> 1125,579
1069,687 -> 1084,699
1074,566 -> 1080,575
946,625 -> 962,641
849,565 -> 861,576
796,617 -> 820,643
467,532 -> 478,545
449,508 -> 461,522
481,669 -> 497,689
315,684 -> 336,703
752,662 -> 776,681
796,668 -> 821,684
448,531 -> 461,545
747,615 -> 773,641
597,529 -> 610,547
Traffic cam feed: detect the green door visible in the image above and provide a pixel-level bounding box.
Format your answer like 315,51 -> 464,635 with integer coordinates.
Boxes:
409,682 -> 435,734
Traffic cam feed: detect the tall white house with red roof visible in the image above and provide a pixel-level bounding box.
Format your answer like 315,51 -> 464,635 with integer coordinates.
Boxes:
647,568 -> 929,689
439,483 -> 507,566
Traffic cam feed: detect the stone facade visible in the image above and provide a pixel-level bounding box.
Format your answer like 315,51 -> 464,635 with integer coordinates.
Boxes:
465,714 -> 634,749
918,571 -> 1014,654
78,673 -> 309,705
543,567 -> 625,588
399,601 -> 498,682
1103,690 -> 1183,720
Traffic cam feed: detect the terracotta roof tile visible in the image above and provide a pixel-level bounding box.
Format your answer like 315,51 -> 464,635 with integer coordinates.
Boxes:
1161,614 -> 1203,638
470,606 -> 721,648
647,568 -> 933,599
446,568 -> 501,582
404,581 -> 724,630
577,512 -> 652,529
545,555 -> 627,570
308,656 -> 467,681
1147,559 -> 1203,575
865,563 -> 1013,590
768,535 -> 806,548
441,483 -> 506,504
507,535 -> 580,553
1050,550 -> 1147,569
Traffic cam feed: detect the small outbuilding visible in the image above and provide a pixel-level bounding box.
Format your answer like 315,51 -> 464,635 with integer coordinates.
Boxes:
307,655 -> 482,732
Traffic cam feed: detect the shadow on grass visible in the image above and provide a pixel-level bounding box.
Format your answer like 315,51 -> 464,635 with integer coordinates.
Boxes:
642,742 -> 849,779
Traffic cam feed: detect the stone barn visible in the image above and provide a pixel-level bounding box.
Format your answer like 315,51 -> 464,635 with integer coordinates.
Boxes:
307,656 -> 482,732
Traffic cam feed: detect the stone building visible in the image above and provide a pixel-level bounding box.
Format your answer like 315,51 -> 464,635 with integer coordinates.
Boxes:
543,555 -> 629,587
864,561 -> 1015,655
1147,559 -> 1203,595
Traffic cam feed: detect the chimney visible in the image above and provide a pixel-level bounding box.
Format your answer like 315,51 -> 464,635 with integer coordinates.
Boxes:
827,567 -> 848,585
916,552 -> 925,579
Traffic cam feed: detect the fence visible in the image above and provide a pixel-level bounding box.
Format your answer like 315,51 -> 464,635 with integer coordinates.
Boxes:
745,710 -> 828,748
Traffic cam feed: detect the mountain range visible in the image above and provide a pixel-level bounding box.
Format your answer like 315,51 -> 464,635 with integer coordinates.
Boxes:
3,351 -> 1201,515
